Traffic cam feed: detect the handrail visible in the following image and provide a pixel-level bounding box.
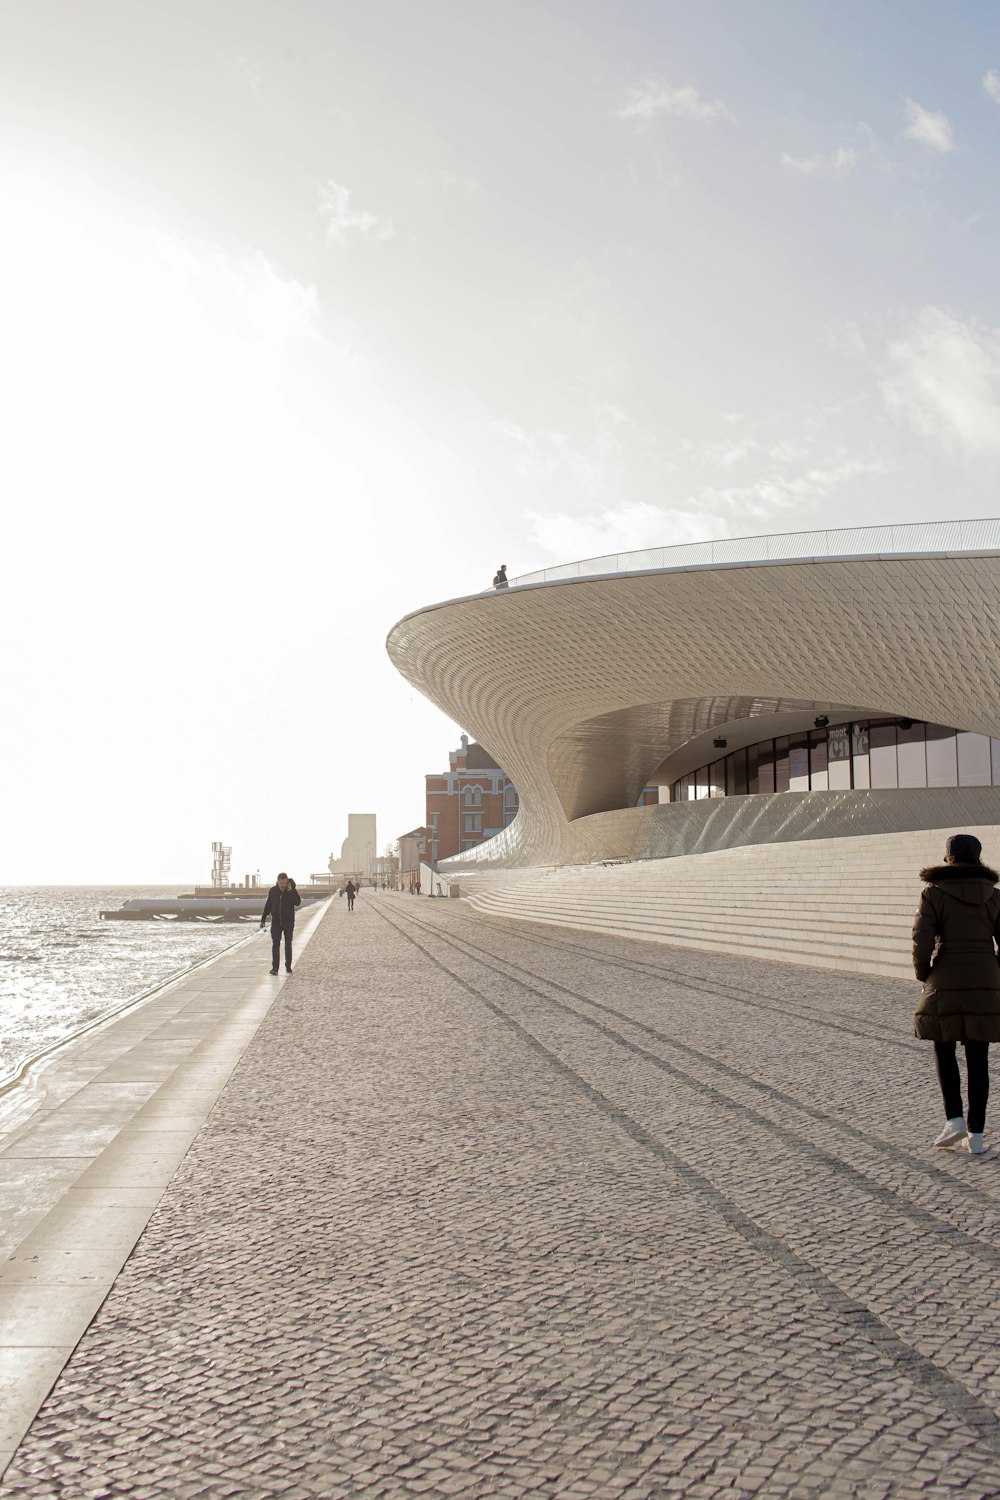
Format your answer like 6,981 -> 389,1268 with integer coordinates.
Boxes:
509,517 -> 1000,587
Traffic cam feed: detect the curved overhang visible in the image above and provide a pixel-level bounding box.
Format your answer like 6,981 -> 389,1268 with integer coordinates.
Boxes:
387,550 -> 1000,868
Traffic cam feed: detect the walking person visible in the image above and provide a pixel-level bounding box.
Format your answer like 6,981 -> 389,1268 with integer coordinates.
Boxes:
260,872 -> 301,975
345,879 -> 357,912
913,833 -> 1000,1155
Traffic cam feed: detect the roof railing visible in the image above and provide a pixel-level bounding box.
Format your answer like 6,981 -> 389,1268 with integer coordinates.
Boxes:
509,517 -> 1000,587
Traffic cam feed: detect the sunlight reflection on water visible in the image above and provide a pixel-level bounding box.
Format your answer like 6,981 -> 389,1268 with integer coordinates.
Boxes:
0,886 -> 252,1080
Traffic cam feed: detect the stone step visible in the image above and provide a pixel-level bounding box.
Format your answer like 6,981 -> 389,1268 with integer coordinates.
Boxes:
471,899 -> 908,951
455,824 -> 1000,979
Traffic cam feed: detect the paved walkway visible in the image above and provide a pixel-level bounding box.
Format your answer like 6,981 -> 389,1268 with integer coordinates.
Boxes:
2,894 -> 1000,1498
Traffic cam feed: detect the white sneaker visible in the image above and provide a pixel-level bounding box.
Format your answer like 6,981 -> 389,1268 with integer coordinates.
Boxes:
965,1133 -> 986,1155
934,1118 -> 968,1148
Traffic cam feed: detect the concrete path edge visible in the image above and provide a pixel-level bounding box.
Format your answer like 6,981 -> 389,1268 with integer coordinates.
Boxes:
0,899 -> 330,1476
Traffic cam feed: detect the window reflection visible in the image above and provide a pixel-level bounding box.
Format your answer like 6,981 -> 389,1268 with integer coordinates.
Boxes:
809,731 -> 828,791
789,734 -> 809,792
926,725 -> 958,788
851,723 -> 870,788
747,742 -> 759,795
869,722 -> 897,789
774,737 -> 790,794
958,732 -> 991,787
733,746 -> 748,796
896,721 -> 927,788
670,718 -> 1000,803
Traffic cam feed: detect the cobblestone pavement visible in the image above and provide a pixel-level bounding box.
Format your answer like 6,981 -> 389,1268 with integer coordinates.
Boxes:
4,894 -> 1000,1499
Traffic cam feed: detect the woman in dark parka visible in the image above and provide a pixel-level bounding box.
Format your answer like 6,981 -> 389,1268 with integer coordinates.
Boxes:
913,833 -> 1000,1155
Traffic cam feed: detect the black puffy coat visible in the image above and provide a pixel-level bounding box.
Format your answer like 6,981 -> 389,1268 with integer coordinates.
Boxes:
912,862 -> 1000,1042
261,884 -> 301,930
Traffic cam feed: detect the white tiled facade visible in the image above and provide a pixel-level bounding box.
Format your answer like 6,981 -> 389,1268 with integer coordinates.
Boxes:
387,550 -> 1000,873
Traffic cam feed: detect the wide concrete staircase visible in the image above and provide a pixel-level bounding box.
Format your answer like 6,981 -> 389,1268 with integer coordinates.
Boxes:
457,826 -> 1000,980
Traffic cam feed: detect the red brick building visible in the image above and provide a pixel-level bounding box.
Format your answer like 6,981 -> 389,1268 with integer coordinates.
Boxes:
425,736 -> 519,862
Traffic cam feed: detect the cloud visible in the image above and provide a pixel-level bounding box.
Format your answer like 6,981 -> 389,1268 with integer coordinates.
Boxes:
522,450 -> 881,566
493,421 -> 607,499
318,179 -> 395,245
514,423 -> 884,570
227,54 -> 262,94
822,317 -> 869,359
882,307 -> 1000,458
781,144 -> 862,179
415,168 -> 484,197
984,70 -> 1000,107
619,81 -> 734,126
780,125 -> 875,180
525,501 -> 726,565
901,99 -> 954,153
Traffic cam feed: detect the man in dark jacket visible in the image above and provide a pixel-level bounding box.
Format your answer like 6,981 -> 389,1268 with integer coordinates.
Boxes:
913,833 -> 1000,1155
260,872 -> 301,975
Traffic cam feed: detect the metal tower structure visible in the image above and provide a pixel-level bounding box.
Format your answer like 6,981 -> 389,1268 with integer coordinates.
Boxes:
211,841 -> 232,889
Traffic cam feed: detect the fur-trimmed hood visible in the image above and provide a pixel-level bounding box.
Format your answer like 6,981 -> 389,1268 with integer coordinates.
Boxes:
920,862 -> 999,886
920,863 -> 999,908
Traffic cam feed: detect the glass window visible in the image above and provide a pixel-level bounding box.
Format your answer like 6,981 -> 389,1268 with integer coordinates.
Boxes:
852,722 -> 870,789
695,766 -> 709,799
828,724 -> 850,763
732,746 -> 748,797
747,742 -> 759,795
809,731 -> 828,791
708,760 -> 725,797
869,722 -> 898,789
828,724 -> 851,790
958,732 -> 991,787
789,734 -> 809,792
926,725 -> 958,787
828,756 -> 851,790
757,740 -> 775,794
774,737 -> 790,794
896,722 -> 927,788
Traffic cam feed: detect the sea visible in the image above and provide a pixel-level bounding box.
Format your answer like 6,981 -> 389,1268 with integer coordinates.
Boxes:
0,886 -> 254,1086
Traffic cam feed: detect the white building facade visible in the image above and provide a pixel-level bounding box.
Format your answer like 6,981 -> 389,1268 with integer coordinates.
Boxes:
387,520 -> 1000,875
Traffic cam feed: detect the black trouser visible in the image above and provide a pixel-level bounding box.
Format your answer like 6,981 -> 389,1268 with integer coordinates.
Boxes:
271,923 -> 293,971
934,1040 -> 990,1133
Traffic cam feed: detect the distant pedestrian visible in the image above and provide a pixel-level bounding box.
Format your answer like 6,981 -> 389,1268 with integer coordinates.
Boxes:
260,872 -> 301,975
345,879 -> 357,912
492,563 -> 508,590
913,833 -> 1000,1155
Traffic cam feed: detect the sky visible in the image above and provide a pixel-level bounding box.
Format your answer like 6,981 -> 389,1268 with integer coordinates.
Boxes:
1,0 -> 999,882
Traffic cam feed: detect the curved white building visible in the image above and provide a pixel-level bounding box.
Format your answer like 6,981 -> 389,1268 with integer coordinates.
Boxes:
388,520 -> 1000,883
